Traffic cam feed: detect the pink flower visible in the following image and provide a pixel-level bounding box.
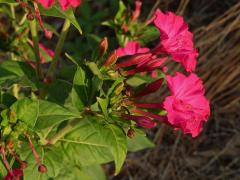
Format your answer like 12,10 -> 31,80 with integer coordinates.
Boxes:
152,9 -> 198,72
163,72 -> 210,137
38,0 -> 81,10
116,41 -> 149,57
4,168 -> 23,180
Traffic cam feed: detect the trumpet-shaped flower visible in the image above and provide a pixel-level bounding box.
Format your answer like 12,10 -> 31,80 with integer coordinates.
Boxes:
163,72 -> 210,137
152,9 -> 198,72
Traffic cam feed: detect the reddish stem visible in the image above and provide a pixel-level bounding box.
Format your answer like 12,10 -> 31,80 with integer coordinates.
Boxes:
25,134 -> 41,165
0,145 -> 13,176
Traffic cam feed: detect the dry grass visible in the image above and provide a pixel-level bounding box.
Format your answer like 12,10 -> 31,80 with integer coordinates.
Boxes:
111,0 -> 240,179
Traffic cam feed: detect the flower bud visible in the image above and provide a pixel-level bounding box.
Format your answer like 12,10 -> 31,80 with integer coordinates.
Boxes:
44,30 -> 53,40
20,161 -> 28,169
103,50 -> 118,67
121,23 -> 128,33
27,12 -> 35,21
127,128 -> 135,138
38,164 -> 47,173
132,0 -> 142,22
6,140 -> 14,150
114,83 -> 124,95
99,37 -> 108,56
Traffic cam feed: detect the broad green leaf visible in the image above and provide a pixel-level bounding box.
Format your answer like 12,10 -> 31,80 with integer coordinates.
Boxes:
0,60 -> 38,89
127,133 -> 155,152
106,124 -> 127,175
72,66 -> 88,111
47,79 -> 72,106
0,92 -> 17,107
56,165 -> 106,180
10,98 -> 81,130
39,5 -> 82,34
62,116 -> 127,175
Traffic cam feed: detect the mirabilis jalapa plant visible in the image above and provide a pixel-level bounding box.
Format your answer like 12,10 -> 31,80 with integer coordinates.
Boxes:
0,0 -> 210,179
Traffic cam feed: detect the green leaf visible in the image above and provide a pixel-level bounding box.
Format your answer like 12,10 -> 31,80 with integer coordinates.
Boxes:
97,97 -> 109,118
126,73 -> 154,87
72,66 -> 88,111
139,25 -> 160,44
47,79 -> 72,106
86,62 -> 103,79
127,133 -> 155,152
0,159 -> 7,179
39,5 -> 82,34
115,0 -> 126,22
0,92 -> 17,107
56,165 -> 106,180
61,116 -> 127,175
10,98 -> 81,130
0,0 -> 16,4
106,124 -> 127,175
0,60 -> 38,89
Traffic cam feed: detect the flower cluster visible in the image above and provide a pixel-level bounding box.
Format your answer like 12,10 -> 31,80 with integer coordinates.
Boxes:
106,8 -> 210,138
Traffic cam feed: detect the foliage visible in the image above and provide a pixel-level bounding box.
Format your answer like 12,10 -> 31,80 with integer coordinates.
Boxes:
0,0 -> 210,179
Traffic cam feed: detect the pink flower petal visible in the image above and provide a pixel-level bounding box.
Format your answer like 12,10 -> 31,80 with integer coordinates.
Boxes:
163,72 -> 210,137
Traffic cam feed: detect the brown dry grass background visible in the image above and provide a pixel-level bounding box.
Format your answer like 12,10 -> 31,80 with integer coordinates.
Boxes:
110,0 -> 240,179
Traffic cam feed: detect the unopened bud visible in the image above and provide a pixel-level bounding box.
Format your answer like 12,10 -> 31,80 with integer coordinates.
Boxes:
104,50 -> 118,67
6,140 -> 14,149
27,12 -> 35,21
121,23 -> 128,33
20,161 -> 28,169
43,76 -> 53,84
162,66 -> 168,73
99,37 -> 108,56
127,128 -> 135,138
38,164 -> 47,173
132,0 -> 142,22
114,83 -> 124,95
44,30 -> 53,39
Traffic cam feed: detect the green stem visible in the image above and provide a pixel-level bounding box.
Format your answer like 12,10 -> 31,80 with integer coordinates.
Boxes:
48,119 -> 79,145
46,19 -> 71,79
10,5 -> 15,20
30,19 -> 43,80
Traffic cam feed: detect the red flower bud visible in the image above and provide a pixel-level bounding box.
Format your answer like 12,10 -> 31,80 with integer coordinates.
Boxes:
127,128 -> 135,138
132,0 -> 142,22
20,161 -> 28,169
103,50 -> 118,67
27,12 -> 35,21
38,164 -> 47,173
99,37 -> 108,56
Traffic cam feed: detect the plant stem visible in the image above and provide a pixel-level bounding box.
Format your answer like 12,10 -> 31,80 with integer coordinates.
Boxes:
30,19 -> 43,80
10,5 -> 15,20
48,119 -> 79,145
46,19 -> 71,80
